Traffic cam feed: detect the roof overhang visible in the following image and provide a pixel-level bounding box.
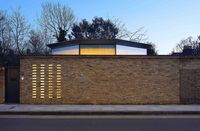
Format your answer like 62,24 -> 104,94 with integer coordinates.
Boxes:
47,39 -> 152,49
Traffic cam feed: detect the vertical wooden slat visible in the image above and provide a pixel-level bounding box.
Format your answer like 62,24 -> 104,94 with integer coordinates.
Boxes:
0,67 -> 5,103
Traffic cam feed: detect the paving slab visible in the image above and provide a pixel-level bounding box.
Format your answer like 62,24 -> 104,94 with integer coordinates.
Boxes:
0,104 -> 200,115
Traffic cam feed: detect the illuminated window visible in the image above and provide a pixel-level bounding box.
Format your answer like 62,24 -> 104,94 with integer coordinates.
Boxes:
40,64 -> 45,99
32,64 -> 37,98
31,63 -> 62,99
48,64 -> 54,98
80,45 -> 115,55
56,64 -> 62,98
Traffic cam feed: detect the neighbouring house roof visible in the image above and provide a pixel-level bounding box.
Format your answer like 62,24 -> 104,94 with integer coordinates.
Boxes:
47,39 -> 152,49
172,44 -> 200,56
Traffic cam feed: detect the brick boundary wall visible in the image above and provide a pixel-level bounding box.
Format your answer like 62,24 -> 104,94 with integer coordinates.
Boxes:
0,67 -> 5,103
20,56 -> 200,104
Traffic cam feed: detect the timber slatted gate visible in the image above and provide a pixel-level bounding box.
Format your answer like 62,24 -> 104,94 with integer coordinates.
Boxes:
0,67 -> 5,103
180,69 -> 200,104
5,67 -> 19,103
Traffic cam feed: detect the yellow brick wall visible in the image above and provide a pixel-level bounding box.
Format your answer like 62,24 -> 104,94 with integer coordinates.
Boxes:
20,56 -> 184,104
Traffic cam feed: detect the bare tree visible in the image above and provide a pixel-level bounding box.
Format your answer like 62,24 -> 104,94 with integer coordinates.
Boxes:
38,2 -> 75,42
28,30 -> 46,55
112,18 -> 148,42
174,36 -> 200,52
10,8 -> 30,55
0,10 -> 13,55
127,27 -> 148,42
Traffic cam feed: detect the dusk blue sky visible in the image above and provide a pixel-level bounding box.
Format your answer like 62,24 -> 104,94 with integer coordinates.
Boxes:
1,0 -> 200,54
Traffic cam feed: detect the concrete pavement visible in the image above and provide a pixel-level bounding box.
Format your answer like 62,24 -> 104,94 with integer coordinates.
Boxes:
1,104 -> 200,115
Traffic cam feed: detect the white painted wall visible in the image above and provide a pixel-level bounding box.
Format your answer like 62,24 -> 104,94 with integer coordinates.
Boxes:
52,45 -> 79,55
116,44 -> 147,55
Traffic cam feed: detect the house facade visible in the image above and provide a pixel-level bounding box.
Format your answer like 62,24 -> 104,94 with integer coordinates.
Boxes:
47,39 -> 152,55
1,39 -> 200,105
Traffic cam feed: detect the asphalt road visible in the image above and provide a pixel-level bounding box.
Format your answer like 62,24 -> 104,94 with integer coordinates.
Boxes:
1,115 -> 200,131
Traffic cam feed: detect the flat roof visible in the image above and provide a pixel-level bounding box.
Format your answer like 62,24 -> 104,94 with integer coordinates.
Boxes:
47,39 -> 152,49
